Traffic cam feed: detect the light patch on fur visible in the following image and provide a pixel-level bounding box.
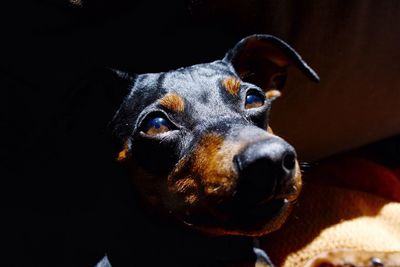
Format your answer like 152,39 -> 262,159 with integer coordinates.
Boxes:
168,169 -> 200,205
185,195 -> 198,205
265,89 -> 281,100
175,178 -> 197,192
69,0 -> 83,6
117,142 -> 130,162
223,77 -> 241,95
254,246 -> 274,267
159,93 -> 185,112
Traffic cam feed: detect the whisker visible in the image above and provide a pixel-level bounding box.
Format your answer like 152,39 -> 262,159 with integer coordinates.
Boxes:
299,161 -> 317,174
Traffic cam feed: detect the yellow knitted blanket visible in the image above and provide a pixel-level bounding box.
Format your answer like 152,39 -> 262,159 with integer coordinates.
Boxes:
260,183 -> 400,266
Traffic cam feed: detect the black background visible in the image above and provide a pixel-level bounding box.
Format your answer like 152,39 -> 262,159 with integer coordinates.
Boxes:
0,1 -> 259,266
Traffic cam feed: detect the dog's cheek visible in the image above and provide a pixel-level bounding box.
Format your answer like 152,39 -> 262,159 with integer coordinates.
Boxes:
168,173 -> 201,212
166,156 -> 203,214
125,159 -> 172,211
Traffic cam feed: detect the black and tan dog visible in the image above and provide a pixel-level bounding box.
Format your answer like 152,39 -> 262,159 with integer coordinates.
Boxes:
108,34 -> 319,266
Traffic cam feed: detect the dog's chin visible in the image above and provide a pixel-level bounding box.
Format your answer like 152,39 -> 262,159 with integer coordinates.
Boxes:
180,198 -> 293,237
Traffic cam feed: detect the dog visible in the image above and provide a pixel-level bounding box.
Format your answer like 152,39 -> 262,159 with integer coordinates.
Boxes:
106,34 -> 319,266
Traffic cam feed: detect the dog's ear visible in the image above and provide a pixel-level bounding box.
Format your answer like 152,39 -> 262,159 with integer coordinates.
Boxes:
105,69 -> 136,116
108,68 -> 136,131
223,34 -> 319,91
110,69 -> 135,83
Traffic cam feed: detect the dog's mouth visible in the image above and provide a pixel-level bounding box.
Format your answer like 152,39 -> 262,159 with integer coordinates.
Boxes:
224,198 -> 290,234
230,198 -> 287,224
170,169 -> 301,236
179,196 -> 294,236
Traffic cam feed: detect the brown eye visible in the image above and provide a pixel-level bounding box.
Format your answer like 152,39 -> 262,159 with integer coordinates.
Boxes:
245,93 -> 264,109
142,117 -> 172,136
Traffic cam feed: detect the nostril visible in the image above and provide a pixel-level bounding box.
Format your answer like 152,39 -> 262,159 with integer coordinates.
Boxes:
233,157 -> 277,207
282,152 -> 296,172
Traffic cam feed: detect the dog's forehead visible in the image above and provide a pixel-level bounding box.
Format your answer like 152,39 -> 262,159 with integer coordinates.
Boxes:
124,60 -> 246,127
135,60 -> 235,101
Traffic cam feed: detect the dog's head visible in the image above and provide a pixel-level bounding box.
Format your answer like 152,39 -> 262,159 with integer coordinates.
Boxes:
113,34 -> 319,236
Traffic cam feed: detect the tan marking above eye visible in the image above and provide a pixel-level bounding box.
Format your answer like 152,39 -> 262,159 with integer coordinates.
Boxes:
265,89 -> 281,100
159,93 -> 185,112
223,77 -> 241,95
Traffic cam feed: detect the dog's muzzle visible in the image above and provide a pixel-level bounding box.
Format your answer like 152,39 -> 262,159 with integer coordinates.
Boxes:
233,138 -> 297,208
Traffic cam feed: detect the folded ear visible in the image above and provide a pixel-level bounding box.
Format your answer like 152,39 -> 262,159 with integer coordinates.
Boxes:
223,34 -> 319,91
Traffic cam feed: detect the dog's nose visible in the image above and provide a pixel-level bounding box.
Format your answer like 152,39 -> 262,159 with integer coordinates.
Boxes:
233,138 -> 297,206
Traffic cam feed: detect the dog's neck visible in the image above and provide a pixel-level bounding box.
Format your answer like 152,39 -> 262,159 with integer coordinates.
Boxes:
108,200 -> 273,266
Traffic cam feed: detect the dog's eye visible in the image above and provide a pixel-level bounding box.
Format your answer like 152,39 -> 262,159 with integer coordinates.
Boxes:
245,93 -> 264,109
142,117 -> 173,136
